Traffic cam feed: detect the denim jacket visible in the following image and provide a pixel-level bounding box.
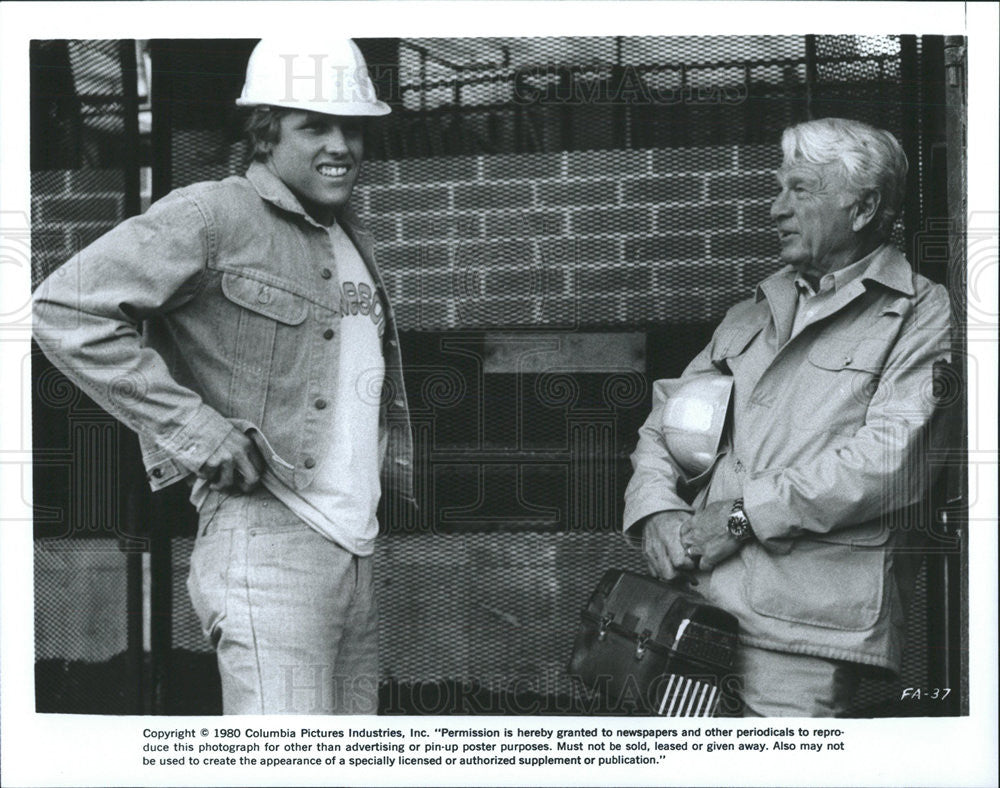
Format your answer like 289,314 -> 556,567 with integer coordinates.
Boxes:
624,245 -> 951,674
33,162 -> 413,502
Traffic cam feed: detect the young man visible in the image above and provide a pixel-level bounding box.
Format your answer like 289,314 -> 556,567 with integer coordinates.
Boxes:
624,118 -> 951,716
33,38 -> 413,714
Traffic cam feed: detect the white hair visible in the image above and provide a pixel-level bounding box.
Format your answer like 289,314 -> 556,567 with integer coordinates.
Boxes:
781,118 -> 908,238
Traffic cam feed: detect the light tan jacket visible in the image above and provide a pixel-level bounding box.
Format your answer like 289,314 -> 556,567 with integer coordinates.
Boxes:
624,244 -> 952,674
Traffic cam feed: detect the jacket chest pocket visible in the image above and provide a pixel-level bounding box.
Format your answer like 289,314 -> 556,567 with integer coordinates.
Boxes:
800,333 -> 894,433
222,271 -> 310,324
807,335 -> 890,375
710,322 -> 766,371
221,271 -> 309,421
805,309 -> 902,378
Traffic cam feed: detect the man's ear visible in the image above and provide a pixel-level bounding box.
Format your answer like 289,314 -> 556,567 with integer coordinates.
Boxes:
852,189 -> 881,232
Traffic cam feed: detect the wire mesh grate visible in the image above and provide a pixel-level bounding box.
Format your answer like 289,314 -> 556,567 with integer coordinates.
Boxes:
160,35 -> 915,330
28,34 -> 958,716
167,531 -> 934,715
31,38 -> 143,714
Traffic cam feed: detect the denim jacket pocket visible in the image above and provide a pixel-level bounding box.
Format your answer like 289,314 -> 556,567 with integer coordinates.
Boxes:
221,271 -> 309,425
221,271 -> 309,325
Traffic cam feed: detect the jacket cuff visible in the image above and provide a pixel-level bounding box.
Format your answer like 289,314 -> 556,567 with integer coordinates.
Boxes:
145,456 -> 186,490
741,473 -> 795,554
161,404 -> 236,475
622,491 -> 693,535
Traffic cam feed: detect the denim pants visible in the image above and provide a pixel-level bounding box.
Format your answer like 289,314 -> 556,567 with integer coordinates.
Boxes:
187,488 -> 378,714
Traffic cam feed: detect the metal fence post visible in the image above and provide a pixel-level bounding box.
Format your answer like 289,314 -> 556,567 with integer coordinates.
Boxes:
938,34 -> 968,717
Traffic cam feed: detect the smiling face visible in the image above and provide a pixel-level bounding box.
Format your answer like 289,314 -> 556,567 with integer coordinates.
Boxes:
769,160 -> 866,284
266,110 -> 364,225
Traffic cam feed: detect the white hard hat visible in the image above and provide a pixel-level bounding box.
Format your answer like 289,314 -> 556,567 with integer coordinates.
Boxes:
659,374 -> 733,476
236,38 -> 391,116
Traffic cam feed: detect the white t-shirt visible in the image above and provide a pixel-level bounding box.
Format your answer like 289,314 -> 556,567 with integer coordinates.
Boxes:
260,221 -> 386,555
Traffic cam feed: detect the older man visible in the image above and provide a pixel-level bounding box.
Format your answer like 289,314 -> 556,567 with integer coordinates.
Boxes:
624,118 -> 951,717
33,38 -> 412,714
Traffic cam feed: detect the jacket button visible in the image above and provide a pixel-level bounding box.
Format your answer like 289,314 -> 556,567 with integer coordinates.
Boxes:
843,356 -> 853,366
257,286 -> 271,304
314,398 -> 328,410
321,268 -> 333,280
323,328 -> 334,340
304,457 -> 316,469
393,399 -> 405,409
151,468 -> 163,479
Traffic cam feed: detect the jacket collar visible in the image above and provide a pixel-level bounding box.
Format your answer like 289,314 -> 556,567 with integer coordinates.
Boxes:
754,243 -> 915,346
246,160 -> 364,232
856,243 -> 916,297
755,243 -> 915,304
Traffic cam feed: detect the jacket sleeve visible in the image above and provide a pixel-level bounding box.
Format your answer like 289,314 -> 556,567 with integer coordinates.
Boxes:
32,190 -> 236,482
742,284 -> 953,550
622,342 -> 719,535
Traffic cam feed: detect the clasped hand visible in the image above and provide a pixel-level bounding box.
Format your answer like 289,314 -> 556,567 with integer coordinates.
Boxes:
641,500 -> 743,581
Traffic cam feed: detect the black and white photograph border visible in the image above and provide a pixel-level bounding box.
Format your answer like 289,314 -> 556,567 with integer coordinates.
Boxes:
1,2 -> 997,788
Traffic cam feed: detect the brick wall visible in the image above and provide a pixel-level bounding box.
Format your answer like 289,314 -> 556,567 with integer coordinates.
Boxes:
30,169 -> 126,287
31,144 -> 787,327
355,144 -> 785,331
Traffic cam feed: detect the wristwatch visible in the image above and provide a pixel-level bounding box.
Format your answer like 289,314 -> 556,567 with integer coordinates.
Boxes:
727,498 -> 754,542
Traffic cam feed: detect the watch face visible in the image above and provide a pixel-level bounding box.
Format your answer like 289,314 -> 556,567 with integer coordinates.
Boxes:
728,512 -> 750,540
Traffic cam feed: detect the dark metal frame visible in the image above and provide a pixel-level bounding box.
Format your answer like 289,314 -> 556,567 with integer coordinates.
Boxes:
116,39 -> 148,715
